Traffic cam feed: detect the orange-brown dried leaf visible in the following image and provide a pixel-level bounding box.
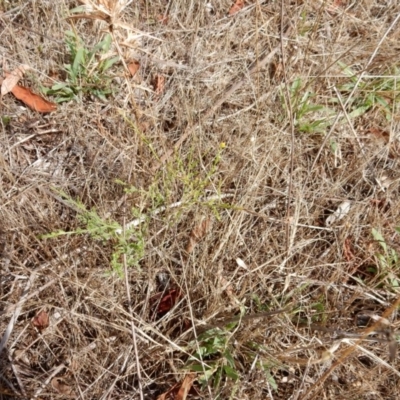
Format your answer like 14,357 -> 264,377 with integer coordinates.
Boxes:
156,374 -> 196,400
32,310 -> 49,331
186,236 -> 197,254
229,0 -> 244,15
2,65 -> 30,96
176,373 -> 196,400
128,60 -> 140,77
11,85 -> 57,113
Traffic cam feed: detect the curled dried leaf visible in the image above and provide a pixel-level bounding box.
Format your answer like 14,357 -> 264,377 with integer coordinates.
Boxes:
128,60 -> 140,77
156,373 -> 196,400
2,65 -> 31,96
32,310 -> 49,331
325,201 -> 351,227
229,0 -> 244,15
343,237 -> 355,262
176,373 -> 196,400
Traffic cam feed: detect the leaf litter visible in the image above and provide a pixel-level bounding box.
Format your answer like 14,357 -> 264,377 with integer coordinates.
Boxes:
2,65 -> 57,112
1,64 -> 30,96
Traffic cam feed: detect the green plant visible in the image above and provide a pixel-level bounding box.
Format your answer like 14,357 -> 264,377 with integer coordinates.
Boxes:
42,31 -> 119,102
338,62 -> 400,120
120,112 -> 229,217
186,327 -> 239,392
310,298 -> 327,323
1,115 -> 11,126
372,228 -> 400,289
41,190 -> 145,276
284,78 -> 334,134
41,134 -> 227,276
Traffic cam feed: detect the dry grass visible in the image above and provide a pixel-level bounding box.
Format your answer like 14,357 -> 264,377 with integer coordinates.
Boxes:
2,0 -> 400,399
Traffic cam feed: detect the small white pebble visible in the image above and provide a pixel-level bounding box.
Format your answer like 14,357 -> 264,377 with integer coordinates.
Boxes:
53,312 -> 61,320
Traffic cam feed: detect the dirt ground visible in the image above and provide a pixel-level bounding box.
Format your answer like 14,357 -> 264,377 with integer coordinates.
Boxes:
2,1 -> 400,399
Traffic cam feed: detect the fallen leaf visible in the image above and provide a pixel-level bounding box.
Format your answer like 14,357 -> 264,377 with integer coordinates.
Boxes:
128,60 -> 140,77
176,373 -> 196,400
186,217 -> 211,253
11,85 -> 57,113
325,201 -> 351,227
156,381 -> 179,400
229,0 -> 244,15
157,374 -> 196,400
1,65 -> 30,96
150,289 -> 182,320
153,75 -> 165,96
51,377 -> 75,397
32,310 -> 49,331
